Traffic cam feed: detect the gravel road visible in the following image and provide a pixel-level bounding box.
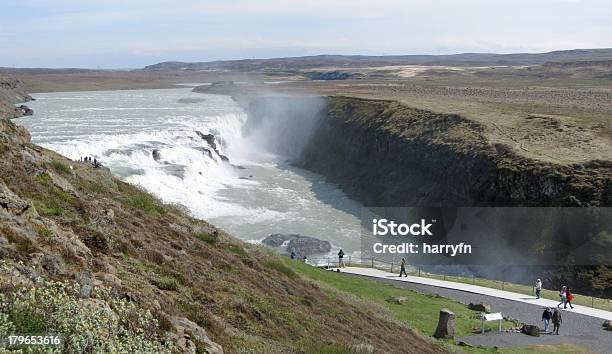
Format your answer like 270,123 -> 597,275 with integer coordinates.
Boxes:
346,273 -> 611,354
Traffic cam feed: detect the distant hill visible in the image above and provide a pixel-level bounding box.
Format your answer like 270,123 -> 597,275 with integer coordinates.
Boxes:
144,48 -> 612,72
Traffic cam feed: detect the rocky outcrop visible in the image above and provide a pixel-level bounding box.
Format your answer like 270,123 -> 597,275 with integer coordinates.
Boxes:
196,131 -> 229,162
433,309 -> 455,339
16,105 -> 33,116
521,324 -> 540,337
171,317 -> 223,354
193,81 -> 238,95
262,234 -> 332,256
152,149 -> 161,162
386,296 -> 409,305
468,303 -> 491,313
0,182 -> 31,215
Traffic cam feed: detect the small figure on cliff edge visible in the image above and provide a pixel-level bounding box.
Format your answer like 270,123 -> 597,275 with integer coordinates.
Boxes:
535,278 -> 542,299
338,249 -> 345,268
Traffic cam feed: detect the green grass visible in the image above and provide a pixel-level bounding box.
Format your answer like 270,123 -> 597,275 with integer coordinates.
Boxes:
229,245 -> 247,256
34,200 -> 64,216
152,276 -> 178,291
196,233 -> 217,245
35,172 -> 52,185
51,160 -> 71,174
264,259 -> 297,279
33,223 -> 53,238
288,261 -> 516,337
130,192 -> 167,216
301,343 -> 372,354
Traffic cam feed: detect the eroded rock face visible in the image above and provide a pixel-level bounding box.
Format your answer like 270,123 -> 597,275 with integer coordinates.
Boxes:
262,234 -> 332,256
171,316 -> 223,354
41,170 -> 80,198
0,182 -> 31,215
0,119 -> 31,144
433,308 -> 455,339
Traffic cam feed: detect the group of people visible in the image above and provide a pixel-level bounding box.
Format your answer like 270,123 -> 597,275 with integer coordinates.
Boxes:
80,156 -> 102,168
289,250 -> 308,264
541,307 -> 563,335
536,279 -> 576,335
536,280 -> 574,309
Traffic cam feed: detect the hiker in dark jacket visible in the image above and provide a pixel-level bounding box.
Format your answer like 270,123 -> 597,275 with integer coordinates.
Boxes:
338,249 -> 345,268
399,258 -> 407,277
542,307 -> 552,332
552,308 -> 562,335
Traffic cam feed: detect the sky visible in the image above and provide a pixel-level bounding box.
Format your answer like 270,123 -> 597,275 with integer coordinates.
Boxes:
1,0 -> 611,68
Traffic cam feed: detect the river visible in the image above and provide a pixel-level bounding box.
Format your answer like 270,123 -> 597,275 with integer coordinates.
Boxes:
15,87 -> 364,259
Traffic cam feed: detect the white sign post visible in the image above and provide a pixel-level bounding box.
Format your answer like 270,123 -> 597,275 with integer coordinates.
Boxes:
481,312 -> 503,334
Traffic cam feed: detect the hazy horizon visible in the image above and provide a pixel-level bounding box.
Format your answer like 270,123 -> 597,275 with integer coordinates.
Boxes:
2,0 -> 612,68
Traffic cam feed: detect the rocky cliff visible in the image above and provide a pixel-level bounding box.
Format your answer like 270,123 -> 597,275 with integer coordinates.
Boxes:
0,78 -> 444,353
296,96 -> 610,207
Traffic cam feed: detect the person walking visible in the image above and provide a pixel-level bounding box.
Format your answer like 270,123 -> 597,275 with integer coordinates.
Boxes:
399,258 -> 407,277
535,279 -> 542,299
541,307 -> 552,333
337,249 -> 345,268
565,288 -> 574,309
290,251 -> 296,260
552,308 -> 562,335
557,286 -> 567,308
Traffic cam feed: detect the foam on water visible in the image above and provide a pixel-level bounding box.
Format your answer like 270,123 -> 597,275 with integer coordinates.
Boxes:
15,88 -> 363,255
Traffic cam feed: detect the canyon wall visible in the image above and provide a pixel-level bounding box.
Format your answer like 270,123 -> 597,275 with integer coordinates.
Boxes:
295,96 -> 610,207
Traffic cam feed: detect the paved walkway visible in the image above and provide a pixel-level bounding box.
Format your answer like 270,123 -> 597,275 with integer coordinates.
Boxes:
336,267 -> 612,353
338,267 -> 612,321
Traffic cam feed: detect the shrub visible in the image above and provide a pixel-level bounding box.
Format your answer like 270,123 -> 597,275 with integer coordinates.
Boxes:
197,233 -> 217,245
152,277 -> 178,291
0,279 -> 172,353
35,200 -> 64,216
51,160 -> 71,174
33,223 -> 53,238
130,193 -> 166,216
35,172 -> 52,185
264,259 -> 297,279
